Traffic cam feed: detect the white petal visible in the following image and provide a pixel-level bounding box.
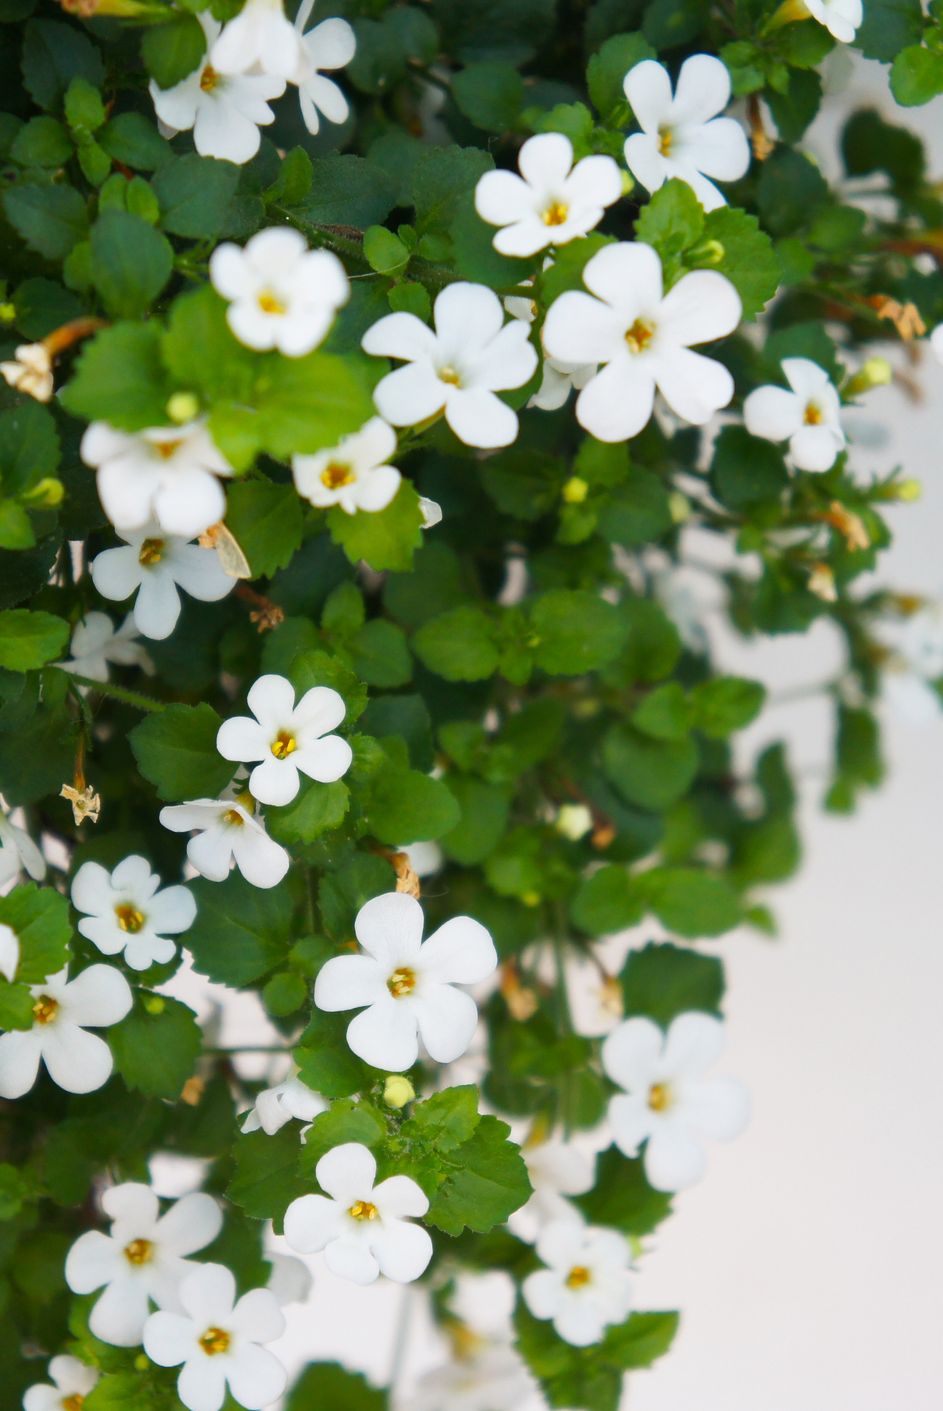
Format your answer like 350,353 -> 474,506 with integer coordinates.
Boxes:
354,892 -> 424,966
70,860 -> 113,916
209,243 -> 254,301
543,291 -> 624,366
789,424 -> 843,472
216,716 -> 271,764
64,1229 -> 121,1294
373,363 -> 445,427
608,1092 -> 658,1157
372,1219 -> 433,1282
671,54 -> 731,127
690,116 -> 750,181
89,1278 -> 151,1347
444,387 -> 519,450
657,270 -> 741,347
133,569 -> 183,640
373,1173 -> 429,1219
466,319 -> 537,393
143,1310 -> 196,1367
153,469 -> 225,539
90,546 -> 143,603
575,359 -> 655,442
324,1236 -> 380,1284
156,1192 -> 223,1257
166,545 -> 234,604
41,1025 -> 115,1094
518,131 -> 574,189
554,1295 -> 607,1347
653,346 -> 734,424
247,755 -> 300,806
187,824 -> 236,883
178,1356 -> 227,1411
623,59 -> 674,128
433,282 -> 504,353
644,1123 -> 708,1191
419,916 -> 497,984
231,1287 -> 285,1343
226,1343 -> 286,1410
743,385 -> 803,443
146,884 -> 197,934
314,954 -> 387,1012
362,311 -> 438,362
63,964 -> 133,1027
413,983 -> 479,1063
585,240 -> 663,313
0,1031 -> 41,1096
352,464 -> 400,512
284,1193 -> 342,1253
522,1268 -> 563,1320
624,132 -> 667,196
179,1261 -> 236,1323
662,1011 -> 725,1076
474,170 -> 537,228
316,1141 -> 377,1202
295,736 -> 352,785
493,215 -> 554,258
346,997 -> 419,1071
229,822 -> 290,889
602,1016 -> 663,1091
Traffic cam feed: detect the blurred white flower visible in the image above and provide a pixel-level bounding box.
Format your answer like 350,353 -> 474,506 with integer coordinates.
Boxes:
744,358 -> 846,472
81,420 -> 233,539
211,0 -> 304,79
265,1251 -> 313,1306
880,600 -> 943,724
59,613 -> 153,684
803,0 -> 862,43
522,1220 -> 633,1346
210,228 -> 348,357
505,289 -> 596,412
241,1074 -> 326,1134
23,1356 -> 99,1411
292,418 -> 401,514
475,132 -> 621,256
292,0 -> 356,135
512,1138 -> 596,1240
0,802 -> 45,890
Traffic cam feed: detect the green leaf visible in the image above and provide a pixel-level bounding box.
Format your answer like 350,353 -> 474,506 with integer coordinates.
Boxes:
2,182 -> 88,259
0,610 -> 68,671
690,676 -> 765,737
621,940 -> 724,1023
287,1365 -> 387,1411
453,61 -> 525,130
64,77 -> 106,135
570,865 -> 646,935
141,12 -> 206,88
327,481 -> 425,573
638,867 -> 741,937
268,780 -> 350,845
0,402 -> 59,497
129,703 -> 234,802
757,149 -> 829,236
186,873 -> 294,986
295,154 -> 397,228
111,995 -> 202,1099
440,775 -> 511,864
227,1125 -> 307,1224
99,113 -> 169,172
575,1148 -> 671,1235
514,1303 -> 679,1410
366,767 -> 459,844
891,45 -> 943,106
85,1373 -> 164,1411
153,154 -> 240,239
588,31 -> 656,118
318,853 -> 395,939
89,209 -> 173,318
425,1115 -> 531,1235
634,179 -> 703,265
363,225 -> 410,275
632,682 -> 691,741
350,620 -> 412,688
10,116 -> 72,168
700,206 -> 780,321
293,1014 -> 370,1098
413,605 -> 499,681
0,884 -> 71,985
856,0 -> 923,61
597,468 -> 674,548
225,480 -> 304,579
709,424 -> 788,508
21,19 -> 104,111
412,144 -> 492,234
530,591 -> 628,676
61,322 -> 172,430
0,981 -> 35,1031
602,724 -> 698,811
400,1085 -> 480,1152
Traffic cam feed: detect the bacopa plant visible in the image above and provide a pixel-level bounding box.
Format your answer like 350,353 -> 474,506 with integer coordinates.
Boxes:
0,0 -> 940,1407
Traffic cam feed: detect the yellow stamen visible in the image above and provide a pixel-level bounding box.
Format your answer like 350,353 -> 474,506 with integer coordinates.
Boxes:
198,1326 -> 231,1356
625,318 -> 655,354
271,730 -> 297,760
62,1397 -> 86,1411
648,1082 -> 671,1112
257,290 -> 287,316
153,439 -> 183,461
199,65 -> 219,94
542,200 -> 570,227
320,461 -> 356,490
124,1237 -> 154,1266
138,537 -> 164,566
566,1265 -> 591,1289
32,995 -> 59,1025
804,402 -> 824,425
387,966 -> 416,998
658,126 -> 674,156
438,366 -> 462,386
348,1199 -> 379,1221
115,903 -> 145,934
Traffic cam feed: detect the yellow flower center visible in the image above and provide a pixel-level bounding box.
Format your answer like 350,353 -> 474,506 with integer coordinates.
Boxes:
32,995 -> 59,1025
124,1237 -> 154,1266
658,126 -> 674,157
138,537 -> 164,566
565,1265 -> 592,1290
438,365 -> 462,386
320,461 -> 356,490
804,401 -> 824,425
271,730 -> 297,760
62,1398 -> 86,1411
153,439 -> 183,461
199,1326 -> 231,1356
224,788 -> 256,826
625,318 -> 655,354
257,289 -> 287,316
115,904 -> 145,934
348,1199 -> 379,1221
387,966 -> 416,998
648,1082 -> 671,1113
542,200 -> 570,227
200,64 -> 220,94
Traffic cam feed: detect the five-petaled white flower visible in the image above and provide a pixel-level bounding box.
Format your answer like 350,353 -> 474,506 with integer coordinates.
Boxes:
284,1141 -> 433,1285
505,290 -> 596,412
211,0 -> 305,80
409,1343 -> 539,1411
23,1355 -> 99,1411
59,612 -> 153,684
513,1139 -> 596,1238
0,964 -> 132,1099
65,1183 -> 223,1348
209,228 -> 348,357
522,1220 -> 633,1347
90,522 -> 234,642
216,673 -> 352,807
292,417 -> 401,515
292,0 -> 356,135
143,1262 -> 286,1411
159,784 -> 290,890
71,855 -> 196,972
0,802 -> 45,890
744,357 -> 846,472
543,241 -> 740,442
602,1011 -> 750,1191
81,420 -> 234,539
314,891 -> 497,1071
474,132 -> 622,257
802,0 -> 862,43
362,282 -> 538,450
241,1072 -> 326,1134
623,55 -> 750,212
149,15 -> 285,166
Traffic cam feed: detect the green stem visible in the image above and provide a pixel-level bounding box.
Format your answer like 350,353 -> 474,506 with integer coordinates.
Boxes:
66,674 -> 167,713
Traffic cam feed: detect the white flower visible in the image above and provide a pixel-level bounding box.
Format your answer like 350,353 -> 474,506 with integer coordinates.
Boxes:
0,923 -> 18,983
241,1074 -> 326,1134
265,1251 -> 313,1306
150,15 -> 284,166
292,0 -> 356,135
602,1012 -> 750,1191
283,1141 -> 432,1285
81,420 -> 234,539
0,342 -> 53,402
0,964 -> 132,1099
90,523 -> 234,642
474,132 -> 622,257
803,0 -> 862,43
211,0 -> 305,80
505,290 -> 596,412
522,1220 -> 632,1347
292,417 -> 401,514
159,784 -> 290,890
65,1183 -> 223,1348
623,55 -> 750,212
514,1139 -> 596,1235
880,601 -> 943,724
59,613 -> 153,684
0,803 -> 45,890
143,1262 -> 286,1411
362,283 -> 538,450
210,228 -> 348,358
408,1344 -> 537,1411
23,1355 -> 99,1411
314,891 -> 497,1071
71,855 -> 196,972
743,358 -> 846,472
216,673 -> 352,807
542,241 -> 740,442
931,325 -> 943,364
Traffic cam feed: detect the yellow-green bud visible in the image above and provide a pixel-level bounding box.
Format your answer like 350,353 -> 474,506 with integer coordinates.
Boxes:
166,391 -> 200,424
23,477 -> 64,507
554,803 -> 594,841
142,994 -> 165,1016
894,478 -> 922,501
383,1075 -> 415,1109
0,302 -> 16,324
521,890 -> 541,908
668,491 -> 691,523
134,1354 -> 150,1372
845,357 -> 892,397
562,476 -> 589,505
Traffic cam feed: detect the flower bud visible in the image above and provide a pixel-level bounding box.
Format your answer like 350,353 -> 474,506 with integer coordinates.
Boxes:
0,302 -> 15,324
23,477 -> 64,507
562,475 -> 589,505
142,994 -> 165,1016
891,478 -> 922,502
166,391 -> 201,424
554,803 -> 594,841
383,1075 -> 415,1109
668,491 -> 691,523
845,357 -> 892,397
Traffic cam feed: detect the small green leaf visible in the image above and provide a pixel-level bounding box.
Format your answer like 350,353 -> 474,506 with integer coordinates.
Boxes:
621,940 -> 724,1024
90,209 -> 173,318
129,703 -> 234,802
425,1115 -> 531,1235
2,183 -> 88,260
228,1125 -> 307,1224
286,1363 -> 388,1411
225,481 -> 304,579
602,724 -> 698,811
634,179 -> 704,265
413,606 -> 499,681
0,884 -> 71,985
690,676 -> 765,737
61,322 -> 172,430
153,154 -> 240,240
185,874 -> 294,987
0,610 -> 68,671
570,866 -> 645,936
111,995 -> 202,1098
638,867 -> 741,938
328,481 -> 425,573
363,225 -> 410,275
366,767 -> 459,844
141,12 -> 206,89
530,591 -> 628,676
